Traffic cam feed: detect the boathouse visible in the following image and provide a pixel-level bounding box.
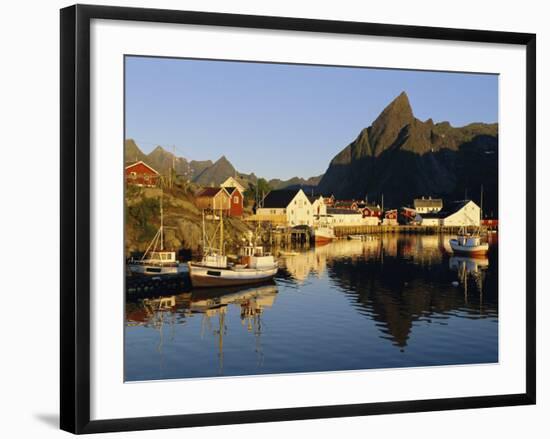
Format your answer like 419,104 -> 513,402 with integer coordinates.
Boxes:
414,197 -> 443,214
125,161 -> 160,187
195,187 -> 231,212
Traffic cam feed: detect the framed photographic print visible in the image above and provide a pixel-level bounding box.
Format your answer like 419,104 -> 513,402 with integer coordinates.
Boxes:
60,4 -> 536,434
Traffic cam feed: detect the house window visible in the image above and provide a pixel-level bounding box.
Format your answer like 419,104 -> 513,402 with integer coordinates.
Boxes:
233,196 -> 239,204
130,171 -> 136,177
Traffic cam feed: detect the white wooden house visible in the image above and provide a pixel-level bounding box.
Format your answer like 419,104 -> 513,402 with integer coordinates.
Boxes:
420,200 -> 481,227
414,197 -> 443,214
255,189 -> 314,227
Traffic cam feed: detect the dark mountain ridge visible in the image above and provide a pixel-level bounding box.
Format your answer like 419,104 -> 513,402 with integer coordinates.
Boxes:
317,92 -> 498,215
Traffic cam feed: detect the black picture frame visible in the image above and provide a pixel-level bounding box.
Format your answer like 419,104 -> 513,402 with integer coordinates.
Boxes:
60,4 -> 536,434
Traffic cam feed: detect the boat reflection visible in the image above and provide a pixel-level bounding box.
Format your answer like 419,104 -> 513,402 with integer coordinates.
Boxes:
126,283 -> 278,372
276,235 -> 497,349
449,255 -> 489,303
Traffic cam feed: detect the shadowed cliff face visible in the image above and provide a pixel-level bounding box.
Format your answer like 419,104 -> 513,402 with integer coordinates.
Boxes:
317,92 -> 498,215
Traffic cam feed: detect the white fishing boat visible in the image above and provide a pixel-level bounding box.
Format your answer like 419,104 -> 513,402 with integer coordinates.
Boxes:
188,209 -> 278,288
449,226 -> 489,257
312,225 -> 335,244
128,193 -> 182,275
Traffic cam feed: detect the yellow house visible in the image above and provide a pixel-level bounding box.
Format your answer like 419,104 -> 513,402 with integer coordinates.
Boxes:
195,187 -> 231,211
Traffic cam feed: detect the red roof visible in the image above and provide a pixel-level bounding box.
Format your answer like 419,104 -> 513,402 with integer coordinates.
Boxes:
125,160 -> 159,175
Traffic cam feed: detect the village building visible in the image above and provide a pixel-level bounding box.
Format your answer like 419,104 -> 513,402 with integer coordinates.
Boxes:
334,200 -> 359,210
361,203 -> 383,218
414,197 -> 443,214
220,176 -> 246,194
419,200 -> 481,227
322,195 -> 335,207
195,187 -> 231,212
255,189 -> 313,227
125,161 -> 160,187
382,209 -> 398,225
308,195 -> 327,217
326,208 -> 379,226
400,207 -> 418,224
224,186 -> 244,217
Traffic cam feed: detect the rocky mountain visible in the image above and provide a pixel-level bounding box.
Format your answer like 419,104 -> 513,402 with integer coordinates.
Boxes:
268,175 -> 324,190
125,139 -> 322,191
125,139 -> 213,181
317,92 -> 499,215
193,155 -> 237,186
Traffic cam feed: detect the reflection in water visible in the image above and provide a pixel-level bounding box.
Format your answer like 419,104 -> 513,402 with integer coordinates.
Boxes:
125,234 -> 498,381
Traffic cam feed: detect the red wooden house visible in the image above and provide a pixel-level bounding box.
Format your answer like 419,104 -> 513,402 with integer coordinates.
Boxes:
224,187 -> 244,217
362,204 -> 383,218
125,161 -> 160,187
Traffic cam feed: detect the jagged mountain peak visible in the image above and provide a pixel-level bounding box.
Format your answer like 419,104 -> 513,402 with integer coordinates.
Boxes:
317,92 -> 499,212
368,91 -> 415,156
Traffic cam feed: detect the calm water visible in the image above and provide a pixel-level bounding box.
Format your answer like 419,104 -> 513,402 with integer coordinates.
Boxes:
125,234 -> 498,381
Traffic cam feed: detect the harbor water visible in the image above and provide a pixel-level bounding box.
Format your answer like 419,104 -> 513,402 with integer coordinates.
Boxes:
125,233 -> 498,381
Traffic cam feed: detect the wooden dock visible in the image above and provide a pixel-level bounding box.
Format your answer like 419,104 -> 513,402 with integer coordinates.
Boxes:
269,226 -> 311,247
333,225 -> 488,238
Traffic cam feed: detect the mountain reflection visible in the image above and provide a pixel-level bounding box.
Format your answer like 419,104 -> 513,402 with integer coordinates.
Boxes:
125,235 -> 498,380
278,235 -> 497,348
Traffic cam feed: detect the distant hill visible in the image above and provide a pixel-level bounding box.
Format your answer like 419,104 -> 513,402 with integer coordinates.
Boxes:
124,140 -> 319,191
125,139 -> 213,181
268,175 -> 324,190
317,92 -> 498,215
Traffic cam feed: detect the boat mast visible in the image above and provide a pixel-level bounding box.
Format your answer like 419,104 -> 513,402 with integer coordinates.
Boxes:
219,203 -> 224,255
160,192 -> 164,251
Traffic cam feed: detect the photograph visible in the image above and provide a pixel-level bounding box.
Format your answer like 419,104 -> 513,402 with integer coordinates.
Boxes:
123,56 -> 499,382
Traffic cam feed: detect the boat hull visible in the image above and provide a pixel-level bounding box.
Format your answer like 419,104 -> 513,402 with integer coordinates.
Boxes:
128,263 -> 181,276
188,263 -> 278,288
449,239 -> 489,257
313,227 -> 335,244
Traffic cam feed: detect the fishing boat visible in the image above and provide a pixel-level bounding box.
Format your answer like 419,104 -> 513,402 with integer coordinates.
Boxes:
312,225 -> 335,244
188,209 -> 278,288
449,227 -> 489,256
128,193 -> 182,275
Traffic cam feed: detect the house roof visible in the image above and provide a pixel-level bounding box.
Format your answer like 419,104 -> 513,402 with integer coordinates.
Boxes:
221,176 -> 246,190
414,198 -> 443,208
307,195 -> 323,204
420,200 -> 476,219
262,189 -> 301,208
223,186 -> 240,195
125,160 -> 160,175
196,187 -> 225,197
362,204 -> 382,212
327,208 -> 362,215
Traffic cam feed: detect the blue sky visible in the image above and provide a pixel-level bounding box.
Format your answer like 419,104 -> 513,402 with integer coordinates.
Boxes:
125,56 -> 498,180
